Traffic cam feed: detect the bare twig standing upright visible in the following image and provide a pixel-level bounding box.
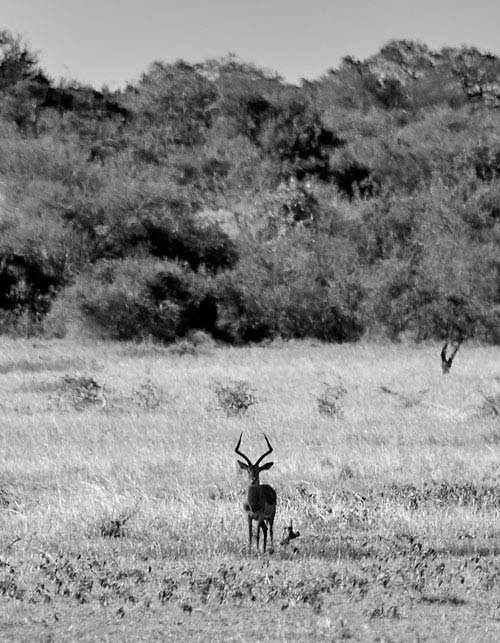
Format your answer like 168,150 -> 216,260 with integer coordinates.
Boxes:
441,339 -> 462,374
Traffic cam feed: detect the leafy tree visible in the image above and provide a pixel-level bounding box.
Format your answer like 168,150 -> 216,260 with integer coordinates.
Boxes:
259,96 -> 343,181
0,30 -> 38,89
126,60 -> 217,147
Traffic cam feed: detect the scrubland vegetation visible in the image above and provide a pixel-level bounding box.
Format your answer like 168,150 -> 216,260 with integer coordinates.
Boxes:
2,32 -> 500,343
0,338 -> 500,640
4,27 -> 500,641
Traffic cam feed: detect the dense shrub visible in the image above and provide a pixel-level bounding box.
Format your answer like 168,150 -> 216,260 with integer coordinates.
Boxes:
214,231 -> 365,343
74,259 -> 218,342
75,259 -> 177,341
125,60 -> 217,147
3,32 -> 500,343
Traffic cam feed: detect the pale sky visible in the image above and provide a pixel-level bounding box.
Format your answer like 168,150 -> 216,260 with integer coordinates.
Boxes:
2,0 -> 500,88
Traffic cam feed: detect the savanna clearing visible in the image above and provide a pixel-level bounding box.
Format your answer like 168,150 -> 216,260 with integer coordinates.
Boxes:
1,338 -> 500,641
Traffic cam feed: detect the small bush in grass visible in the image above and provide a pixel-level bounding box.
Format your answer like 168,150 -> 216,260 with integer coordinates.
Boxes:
338,463 -> 356,480
168,331 -> 215,356
213,379 -> 257,416
317,382 -> 347,418
56,374 -> 106,410
479,392 -> 500,418
132,378 -> 162,410
168,339 -> 199,356
96,511 -> 133,538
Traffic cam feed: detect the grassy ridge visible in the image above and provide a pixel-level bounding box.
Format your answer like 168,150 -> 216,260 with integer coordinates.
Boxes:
1,339 -> 500,640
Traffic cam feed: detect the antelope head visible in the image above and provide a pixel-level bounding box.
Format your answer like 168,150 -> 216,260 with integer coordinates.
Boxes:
235,432 -> 274,485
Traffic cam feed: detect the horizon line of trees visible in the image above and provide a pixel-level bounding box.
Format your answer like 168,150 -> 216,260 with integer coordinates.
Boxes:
2,29 -> 500,343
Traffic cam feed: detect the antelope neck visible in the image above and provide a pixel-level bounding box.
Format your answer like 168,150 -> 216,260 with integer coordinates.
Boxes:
247,481 -> 263,506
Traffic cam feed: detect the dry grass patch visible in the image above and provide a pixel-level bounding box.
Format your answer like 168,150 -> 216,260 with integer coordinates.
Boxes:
0,338 -> 500,639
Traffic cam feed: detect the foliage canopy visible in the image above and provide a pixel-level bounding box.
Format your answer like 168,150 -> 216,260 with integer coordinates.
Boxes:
1,33 -> 500,342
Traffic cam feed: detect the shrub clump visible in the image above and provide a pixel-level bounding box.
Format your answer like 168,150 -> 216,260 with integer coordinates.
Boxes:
55,374 -> 106,410
213,379 -> 257,416
317,382 -> 347,418
73,258 -> 217,342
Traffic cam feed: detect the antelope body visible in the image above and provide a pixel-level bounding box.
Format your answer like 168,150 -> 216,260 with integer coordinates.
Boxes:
235,433 -> 277,553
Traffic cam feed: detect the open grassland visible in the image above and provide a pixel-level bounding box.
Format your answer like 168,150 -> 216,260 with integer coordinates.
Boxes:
2,338 -> 500,640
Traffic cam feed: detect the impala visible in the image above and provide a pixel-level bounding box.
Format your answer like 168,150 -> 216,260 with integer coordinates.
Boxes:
235,432 -> 277,553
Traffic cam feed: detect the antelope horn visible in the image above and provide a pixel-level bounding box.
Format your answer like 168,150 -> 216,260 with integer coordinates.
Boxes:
255,433 -> 273,466
235,432 -> 252,466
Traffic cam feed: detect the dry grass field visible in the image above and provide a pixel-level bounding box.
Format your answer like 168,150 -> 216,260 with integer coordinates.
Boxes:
2,337 -> 500,641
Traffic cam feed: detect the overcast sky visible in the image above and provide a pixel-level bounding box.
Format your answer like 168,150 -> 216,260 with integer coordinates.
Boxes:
2,0 -> 500,88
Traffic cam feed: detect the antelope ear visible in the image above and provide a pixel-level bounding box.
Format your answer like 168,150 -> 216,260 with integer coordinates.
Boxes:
259,461 -> 274,471
237,460 -> 249,470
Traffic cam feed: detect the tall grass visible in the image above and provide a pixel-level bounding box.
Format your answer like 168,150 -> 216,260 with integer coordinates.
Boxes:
0,338 -> 499,558
3,338 -> 500,639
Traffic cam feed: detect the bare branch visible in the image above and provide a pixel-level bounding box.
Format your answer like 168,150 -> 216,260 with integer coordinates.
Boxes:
441,340 -> 462,374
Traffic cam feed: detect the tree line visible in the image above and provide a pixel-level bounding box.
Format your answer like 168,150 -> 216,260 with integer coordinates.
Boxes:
1,30 -> 500,343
